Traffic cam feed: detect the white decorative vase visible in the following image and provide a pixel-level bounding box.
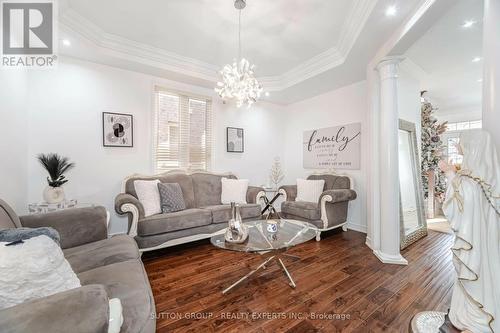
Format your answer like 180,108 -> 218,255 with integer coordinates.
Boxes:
43,186 -> 65,204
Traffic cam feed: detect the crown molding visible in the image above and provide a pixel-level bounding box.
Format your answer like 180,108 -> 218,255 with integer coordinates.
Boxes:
59,0 -> 377,91
338,0 -> 379,57
262,0 -> 378,91
59,9 -> 219,82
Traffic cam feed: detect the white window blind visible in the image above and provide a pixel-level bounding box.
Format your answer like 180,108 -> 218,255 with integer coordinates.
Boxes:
154,87 -> 212,172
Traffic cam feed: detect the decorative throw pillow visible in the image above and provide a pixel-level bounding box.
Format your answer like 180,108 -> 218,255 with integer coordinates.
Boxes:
296,179 -> 325,203
0,227 -> 60,246
221,178 -> 249,204
157,183 -> 186,213
0,235 -> 81,309
134,179 -> 161,217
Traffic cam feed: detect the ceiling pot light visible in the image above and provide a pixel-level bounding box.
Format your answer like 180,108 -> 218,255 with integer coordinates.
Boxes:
385,5 -> 397,16
477,78 -> 483,83
472,57 -> 482,63
462,20 -> 475,28
215,0 -> 263,108
265,92 -> 270,97
62,39 -> 71,46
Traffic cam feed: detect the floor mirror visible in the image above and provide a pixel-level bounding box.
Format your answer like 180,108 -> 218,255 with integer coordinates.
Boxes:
399,119 -> 427,249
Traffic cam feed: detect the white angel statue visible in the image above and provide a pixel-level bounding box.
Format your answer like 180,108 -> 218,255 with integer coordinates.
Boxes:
439,129 -> 500,333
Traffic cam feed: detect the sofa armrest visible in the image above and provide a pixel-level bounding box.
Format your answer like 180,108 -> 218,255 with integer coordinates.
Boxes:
320,189 -> 357,204
19,206 -> 108,250
317,189 -> 357,230
115,193 -> 144,237
247,186 -> 266,204
278,185 -> 297,201
0,285 -> 110,333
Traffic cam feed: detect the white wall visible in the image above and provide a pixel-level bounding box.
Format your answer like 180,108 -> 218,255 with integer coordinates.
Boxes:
282,81 -> 369,233
213,101 -> 286,186
24,57 -> 286,234
398,68 -> 422,148
26,58 -> 154,234
0,70 -> 28,213
3,56 -> 371,235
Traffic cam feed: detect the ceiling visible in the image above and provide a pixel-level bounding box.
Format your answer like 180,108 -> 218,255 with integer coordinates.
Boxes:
65,0 -> 353,76
404,0 -> 483,118
58,0 -> 423,103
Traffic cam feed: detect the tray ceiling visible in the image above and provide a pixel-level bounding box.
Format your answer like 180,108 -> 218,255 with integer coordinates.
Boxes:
58,0 -> 423,103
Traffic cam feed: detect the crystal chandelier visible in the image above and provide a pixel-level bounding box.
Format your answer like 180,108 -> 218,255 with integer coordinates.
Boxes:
215,0 -> 263,108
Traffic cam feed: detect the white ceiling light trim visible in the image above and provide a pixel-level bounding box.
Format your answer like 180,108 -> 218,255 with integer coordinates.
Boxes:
385,5 -> 397,16
462,20 -> 476,28
58,0 -> 378,92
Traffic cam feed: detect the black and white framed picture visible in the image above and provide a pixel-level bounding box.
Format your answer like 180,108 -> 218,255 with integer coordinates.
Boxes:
227,127 -> 244,153
102,112 -> 133,147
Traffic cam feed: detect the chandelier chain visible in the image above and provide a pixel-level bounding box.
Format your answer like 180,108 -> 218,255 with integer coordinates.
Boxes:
214,0 -> 263,108
238,9 -> 242,61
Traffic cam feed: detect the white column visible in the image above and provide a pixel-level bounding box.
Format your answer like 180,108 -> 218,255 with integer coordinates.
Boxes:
482,0 -> 500,152
373,58 -> 408,265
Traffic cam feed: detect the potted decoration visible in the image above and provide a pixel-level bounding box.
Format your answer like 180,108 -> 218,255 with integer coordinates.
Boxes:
37,153 -> 75,204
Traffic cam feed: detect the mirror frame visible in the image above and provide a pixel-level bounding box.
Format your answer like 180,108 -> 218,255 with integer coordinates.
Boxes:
399,119 -> 428,250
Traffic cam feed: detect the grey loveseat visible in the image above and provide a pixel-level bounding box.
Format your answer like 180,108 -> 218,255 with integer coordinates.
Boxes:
279,174 -> 357,241
115,170 -> 266,252
0,199 -> 155,333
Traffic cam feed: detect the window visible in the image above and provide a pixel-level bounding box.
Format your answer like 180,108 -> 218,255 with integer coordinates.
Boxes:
447,137 -> 463,165
445,120 -> 482,132
443,119 -> 482,165
153,87 -> 212,172
469,120 -> 482,129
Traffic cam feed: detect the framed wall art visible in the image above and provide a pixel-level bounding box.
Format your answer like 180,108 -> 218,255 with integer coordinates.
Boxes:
303,122 -> 361,169
102,112 -> 133,147
227,127 -> 244,153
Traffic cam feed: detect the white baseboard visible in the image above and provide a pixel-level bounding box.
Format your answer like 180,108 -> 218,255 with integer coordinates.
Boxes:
373,249 -> 408,265
346,221 -> 367,233
365,236 -> 373,249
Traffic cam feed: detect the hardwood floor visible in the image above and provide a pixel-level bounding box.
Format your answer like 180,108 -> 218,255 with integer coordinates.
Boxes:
143,229 -> 454,333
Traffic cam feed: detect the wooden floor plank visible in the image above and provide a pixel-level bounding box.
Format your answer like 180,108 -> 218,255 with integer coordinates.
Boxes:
143,229 -> 455,332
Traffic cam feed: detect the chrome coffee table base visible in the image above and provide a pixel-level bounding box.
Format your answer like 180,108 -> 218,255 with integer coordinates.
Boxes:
222,255 -> 296,294
212,219 -> 317,295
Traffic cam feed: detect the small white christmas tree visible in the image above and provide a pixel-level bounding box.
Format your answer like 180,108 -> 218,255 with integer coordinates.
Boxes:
269,157 -> 284,189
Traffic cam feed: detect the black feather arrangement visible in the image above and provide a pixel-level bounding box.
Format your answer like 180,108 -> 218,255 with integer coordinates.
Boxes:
36,153 -> 75,187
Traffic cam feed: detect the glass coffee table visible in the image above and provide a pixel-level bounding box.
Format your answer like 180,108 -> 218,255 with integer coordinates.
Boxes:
211,219 -> 317,294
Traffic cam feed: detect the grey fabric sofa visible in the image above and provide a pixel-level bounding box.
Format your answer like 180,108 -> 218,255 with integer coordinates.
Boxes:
279,174 -> 357,241
115,170 -> 266,252
0,199 -> 155,333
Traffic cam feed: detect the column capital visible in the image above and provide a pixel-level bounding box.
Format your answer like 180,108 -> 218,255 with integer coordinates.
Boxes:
376,56 -> 405,80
